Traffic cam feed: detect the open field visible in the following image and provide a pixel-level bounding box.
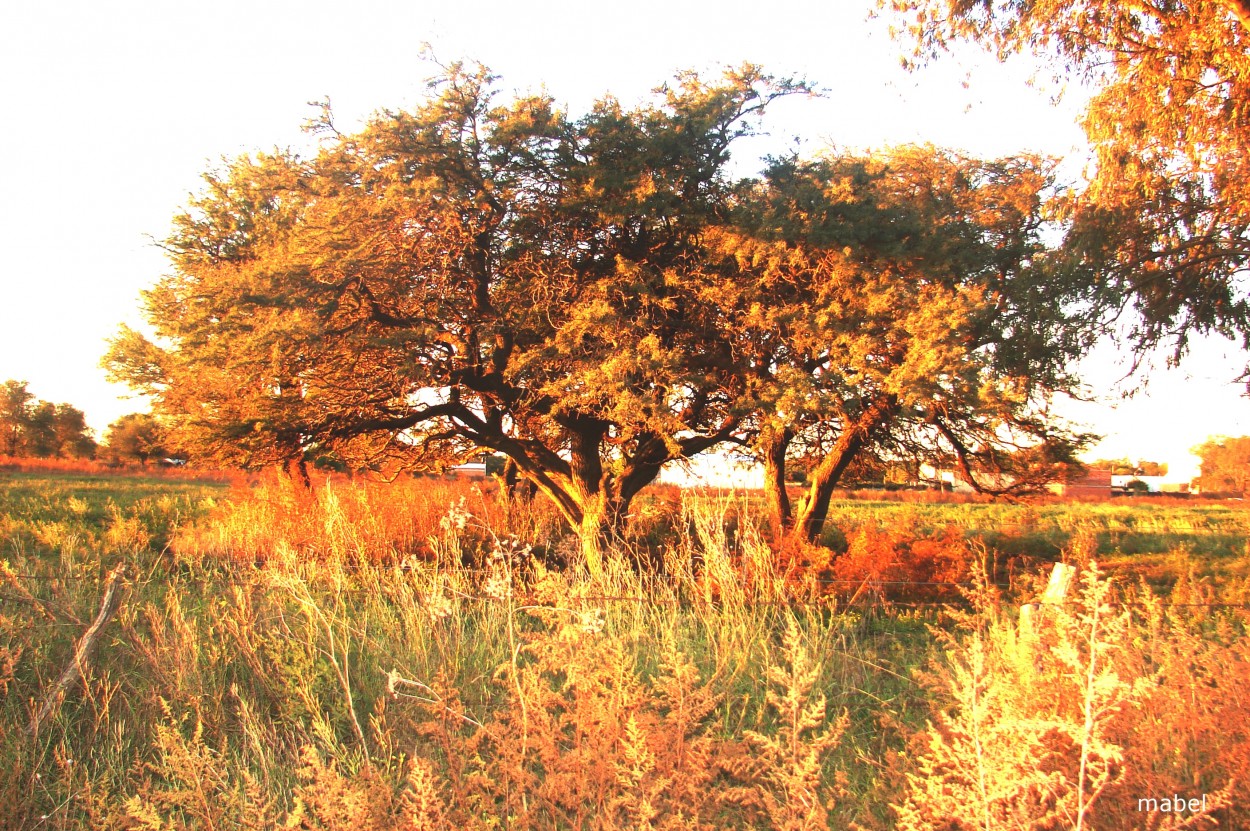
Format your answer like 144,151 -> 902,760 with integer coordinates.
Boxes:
1,471 -> 1248,829
817,495 -> 1250,588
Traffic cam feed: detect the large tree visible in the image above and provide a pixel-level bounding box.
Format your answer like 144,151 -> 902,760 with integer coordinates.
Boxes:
109,63 -> 1103,566
885,0 -> 1250,356
107,64 -> 811,573
1194,435 -> 1250,494
717,147 -> 1094,540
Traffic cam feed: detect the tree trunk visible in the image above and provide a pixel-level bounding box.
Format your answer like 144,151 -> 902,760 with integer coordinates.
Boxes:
792,444 -> 857,544
791,396 -> 897,544
501,457 -> 536,500
761,426 -> 794,534
568,422 -> 615,578
283,456 -> 311,492
503,455 -> 520,492
577,490 -> 630,579
579,499 -> 609,580
496,418 -> 667,577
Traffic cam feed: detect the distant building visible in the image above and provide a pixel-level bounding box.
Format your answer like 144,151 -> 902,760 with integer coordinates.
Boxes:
918,463 -> 1017,494
450,461 -> 487,478
918,463 -> 975,493
1047,468 -> 1112,498
1110,474 -> 1190,494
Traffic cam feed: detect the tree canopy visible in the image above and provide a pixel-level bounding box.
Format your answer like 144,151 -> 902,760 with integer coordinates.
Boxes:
1090,458 -> 1168,477
1194,435 -> 1250,494
103,413 -> 168,466
0,380 -> 96,460
720,147 -> 1094,537
107,63 -> 1099,567
886,0 -> 1250,357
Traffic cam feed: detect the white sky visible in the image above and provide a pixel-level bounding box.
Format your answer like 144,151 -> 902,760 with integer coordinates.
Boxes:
1,0 -> 1245,480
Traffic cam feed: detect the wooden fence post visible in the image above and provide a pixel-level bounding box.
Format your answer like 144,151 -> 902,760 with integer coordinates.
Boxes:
27,563 -> 129,739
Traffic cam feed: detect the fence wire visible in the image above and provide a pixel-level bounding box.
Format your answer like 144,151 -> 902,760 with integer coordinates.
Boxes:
3,562 -> 1248,610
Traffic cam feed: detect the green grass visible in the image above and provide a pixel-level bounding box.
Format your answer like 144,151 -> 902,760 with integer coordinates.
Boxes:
0,474 -> 934,828
0,470 -> 227,558
1,474 -> 1246,829
812,496 -> 1250,585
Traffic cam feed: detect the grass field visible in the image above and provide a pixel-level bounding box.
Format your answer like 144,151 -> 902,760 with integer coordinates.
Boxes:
1,471 -> 1247,829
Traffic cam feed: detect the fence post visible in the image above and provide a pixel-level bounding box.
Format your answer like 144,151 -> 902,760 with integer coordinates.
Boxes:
1019,562 -> 1075,632
27,563 -> 129,739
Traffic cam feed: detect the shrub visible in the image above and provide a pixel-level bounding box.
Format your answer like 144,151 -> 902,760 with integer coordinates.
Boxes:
895,563 -> 1245,830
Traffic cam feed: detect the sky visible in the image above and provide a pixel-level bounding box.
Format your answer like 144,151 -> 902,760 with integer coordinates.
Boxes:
1,0 -> 1246,480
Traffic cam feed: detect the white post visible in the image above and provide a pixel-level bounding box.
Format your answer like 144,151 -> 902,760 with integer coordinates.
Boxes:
1020,562 -> 1076,632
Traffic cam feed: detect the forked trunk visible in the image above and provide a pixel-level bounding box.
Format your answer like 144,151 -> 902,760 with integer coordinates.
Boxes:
282,456 -> 311,493
510,417 -> 666,577
792,450 -> 854,543
790,396 -> 897,544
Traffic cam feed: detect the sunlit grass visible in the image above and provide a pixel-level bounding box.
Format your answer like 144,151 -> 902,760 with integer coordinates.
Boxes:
1,472 -> 1246,828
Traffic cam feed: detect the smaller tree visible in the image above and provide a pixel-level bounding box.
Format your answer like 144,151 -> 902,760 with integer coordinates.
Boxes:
1194,436 -> 1250,495
1091,458 -> 1168,477
0,380 -> 96,458
720,147 -> 1095,541
51,404 -> 97,459
22,402 -> 59,457
105,413 -> 167,465
1090,458 -> 1134,476
0,380 -> 36,456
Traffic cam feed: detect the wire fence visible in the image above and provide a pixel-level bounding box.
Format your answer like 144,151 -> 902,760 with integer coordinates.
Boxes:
4,560 -> 1249,610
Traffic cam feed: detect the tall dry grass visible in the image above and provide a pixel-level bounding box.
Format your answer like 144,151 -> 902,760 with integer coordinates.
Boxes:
6,475 -> 915,829
896,563 -> 1248,830
171,475 -> 569,567
2,473 -> 1248,829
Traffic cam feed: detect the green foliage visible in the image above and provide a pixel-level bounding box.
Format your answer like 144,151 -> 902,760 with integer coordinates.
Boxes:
1194,434 -> 1250,495
0,380 -> 96,459
886,0 -> 1250,355
104,413 -> 168,465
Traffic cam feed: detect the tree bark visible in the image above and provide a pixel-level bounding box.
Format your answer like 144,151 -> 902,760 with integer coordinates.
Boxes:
501,456 -> 536,500
283,456 -> 311,492
503,455 -> 520,492
761,426 -> 794,534
791,396 -> 897,544
577,490 -> 629,579
568,421 -> 613,578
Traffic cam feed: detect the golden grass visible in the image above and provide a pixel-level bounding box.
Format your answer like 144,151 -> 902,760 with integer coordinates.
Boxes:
1,473 -> 1247,828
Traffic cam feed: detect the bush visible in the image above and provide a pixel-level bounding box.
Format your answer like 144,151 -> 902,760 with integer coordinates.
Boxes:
895,563 -> 1246,830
